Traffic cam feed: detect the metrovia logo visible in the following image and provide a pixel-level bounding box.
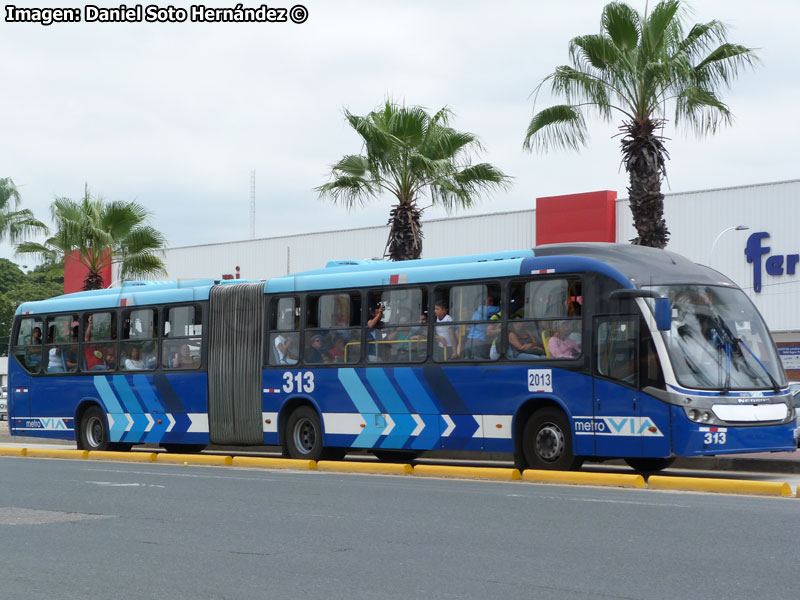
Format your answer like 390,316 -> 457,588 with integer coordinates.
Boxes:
745,232 -> 800,293
573,417 -> 663,437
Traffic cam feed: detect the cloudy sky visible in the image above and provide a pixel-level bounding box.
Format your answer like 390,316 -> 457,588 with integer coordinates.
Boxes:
1,0 -> 797,264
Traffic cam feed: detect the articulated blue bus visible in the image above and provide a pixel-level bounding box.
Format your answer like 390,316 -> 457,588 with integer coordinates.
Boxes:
7,243 -> 796,470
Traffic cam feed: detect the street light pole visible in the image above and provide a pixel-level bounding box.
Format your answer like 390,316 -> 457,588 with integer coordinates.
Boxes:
708,225 -> 749,265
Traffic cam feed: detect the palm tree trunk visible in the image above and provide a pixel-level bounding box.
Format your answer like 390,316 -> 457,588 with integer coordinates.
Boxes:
386,203 -> 423,261
621,120 -> 670,249
83,270 -> 105,290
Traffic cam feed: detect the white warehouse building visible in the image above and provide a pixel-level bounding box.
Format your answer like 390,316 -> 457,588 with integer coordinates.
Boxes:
151,179 -> 800,374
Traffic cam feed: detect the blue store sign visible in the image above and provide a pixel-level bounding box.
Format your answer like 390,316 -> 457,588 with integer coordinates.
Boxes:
744,231 -> 800,293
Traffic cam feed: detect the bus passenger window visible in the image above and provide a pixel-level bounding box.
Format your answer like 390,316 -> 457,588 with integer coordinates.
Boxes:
122,308 -> 158,370
163,305 -> 202,369
13,317 -> 43,374
269,296 -> 300,366
45,314 -> 80,373
508,278 -> 582,360
366,288 -> 428,363
83,312 -> 118,371
305,293 -> 360,364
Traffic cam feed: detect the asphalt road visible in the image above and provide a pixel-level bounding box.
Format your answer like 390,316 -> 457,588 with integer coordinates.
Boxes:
1,457 -> 797,600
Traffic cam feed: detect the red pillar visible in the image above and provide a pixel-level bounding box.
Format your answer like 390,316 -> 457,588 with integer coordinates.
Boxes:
536,190 -> 617,245
64,250 -> 112,294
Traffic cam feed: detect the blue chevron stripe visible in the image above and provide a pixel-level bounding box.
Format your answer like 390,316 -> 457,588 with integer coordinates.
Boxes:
144,414 -> 169,443
112,375 -> 144,414
410,413 -> 441,450
366,369 -> 407,413
380,413 -> 417,449
393,368 -> 439,414
132,374 -> 163,414
124,413 -> 150,443
92,376 -> 129,443
93,376 -> 123,414
338,368 -> 379,414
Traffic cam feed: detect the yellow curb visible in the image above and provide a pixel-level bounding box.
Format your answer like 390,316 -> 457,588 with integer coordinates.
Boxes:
87,451 -> 157,462
317,461 -> 413,475
156,453 -> 233,466
523,470 -> 646,488
24,448 -> 88,460
413,464 -> 521,481
230,456 -> 317,470
0,446 -> 27,457
648,475 -> 792,497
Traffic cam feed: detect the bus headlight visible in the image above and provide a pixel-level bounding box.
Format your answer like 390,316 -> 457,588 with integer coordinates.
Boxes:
684,406 -> 722,425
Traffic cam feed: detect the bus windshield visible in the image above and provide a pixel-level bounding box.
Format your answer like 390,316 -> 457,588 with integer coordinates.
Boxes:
645,285 -> 786,391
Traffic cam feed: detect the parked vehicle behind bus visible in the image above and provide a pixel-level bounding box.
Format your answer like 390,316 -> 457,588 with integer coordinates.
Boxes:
7,244 -> 796,470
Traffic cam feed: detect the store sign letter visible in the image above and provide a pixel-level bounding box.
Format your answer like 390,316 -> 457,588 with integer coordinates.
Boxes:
745,231 -> 800,293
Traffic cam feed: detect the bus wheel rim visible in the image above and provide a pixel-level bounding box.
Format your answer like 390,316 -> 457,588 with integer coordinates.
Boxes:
535,422 -> 565,462
86,416 -> 104,448
292,418 -> 315,454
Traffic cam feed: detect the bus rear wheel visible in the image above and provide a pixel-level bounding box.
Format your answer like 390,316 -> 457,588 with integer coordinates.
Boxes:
285,406 -> 324,460
521,408 -> 583,471
79,406 -> 109,451
624,457 -> 675,472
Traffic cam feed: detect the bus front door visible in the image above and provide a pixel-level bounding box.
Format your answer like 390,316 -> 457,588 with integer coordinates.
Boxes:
592,315 -> 643,458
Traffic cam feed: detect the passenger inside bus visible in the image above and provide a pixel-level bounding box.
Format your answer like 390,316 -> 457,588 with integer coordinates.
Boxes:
548,321 -> 581,358
507,319 -> 545,359
434,299 -> 457,360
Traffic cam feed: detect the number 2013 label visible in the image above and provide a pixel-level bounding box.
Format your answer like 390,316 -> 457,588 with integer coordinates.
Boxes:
528,369 -> 553,393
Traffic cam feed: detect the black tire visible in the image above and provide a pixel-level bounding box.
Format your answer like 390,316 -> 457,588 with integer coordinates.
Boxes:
161,444 -> 207,454
284,406 -> 325,460
520,408 -> 583,471
78,406 -> 110,451
624,457 -> 675,473
372,450 -> 420,463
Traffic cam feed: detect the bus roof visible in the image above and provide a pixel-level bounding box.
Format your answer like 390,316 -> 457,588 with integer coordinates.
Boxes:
15,244 -> 733,315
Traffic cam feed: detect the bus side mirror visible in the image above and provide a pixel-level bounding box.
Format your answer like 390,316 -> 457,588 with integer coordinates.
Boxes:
654,298 -> 671,331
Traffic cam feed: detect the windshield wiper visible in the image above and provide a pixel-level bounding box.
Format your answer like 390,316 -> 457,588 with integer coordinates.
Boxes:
713,314 -> 781,393
711,316 -> 736,394
737,336 -> 781,393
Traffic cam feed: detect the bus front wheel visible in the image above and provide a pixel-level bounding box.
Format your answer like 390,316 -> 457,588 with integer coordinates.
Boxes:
79,406 -> 109,451
521,408 -> 583,471
285,406 -> 324,460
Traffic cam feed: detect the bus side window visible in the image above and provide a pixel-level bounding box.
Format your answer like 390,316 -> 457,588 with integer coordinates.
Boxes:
13,317 -> 44,374
163,305 -> 202,369
269,296 -> 300,366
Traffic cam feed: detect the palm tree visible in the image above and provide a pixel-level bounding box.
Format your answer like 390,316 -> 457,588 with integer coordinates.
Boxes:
316,100 -> 511,261
16,184 -> 167,290
523,1 -> 757,248
0,177 -> 48,243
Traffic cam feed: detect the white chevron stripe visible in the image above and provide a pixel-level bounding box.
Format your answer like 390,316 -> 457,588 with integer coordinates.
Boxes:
123,414 -> 134,433
381,414 -> 395,436
442,414 -> 455,437
166,413 -> 176,433
144,414 -> 154,433
187,413 -> 209,433
410,414 -> 424,436
472,415 -> 483,438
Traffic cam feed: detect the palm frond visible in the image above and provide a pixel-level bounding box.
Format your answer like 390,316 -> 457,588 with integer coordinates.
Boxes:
524,105 -> 588,152
602,2 -> 641,52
